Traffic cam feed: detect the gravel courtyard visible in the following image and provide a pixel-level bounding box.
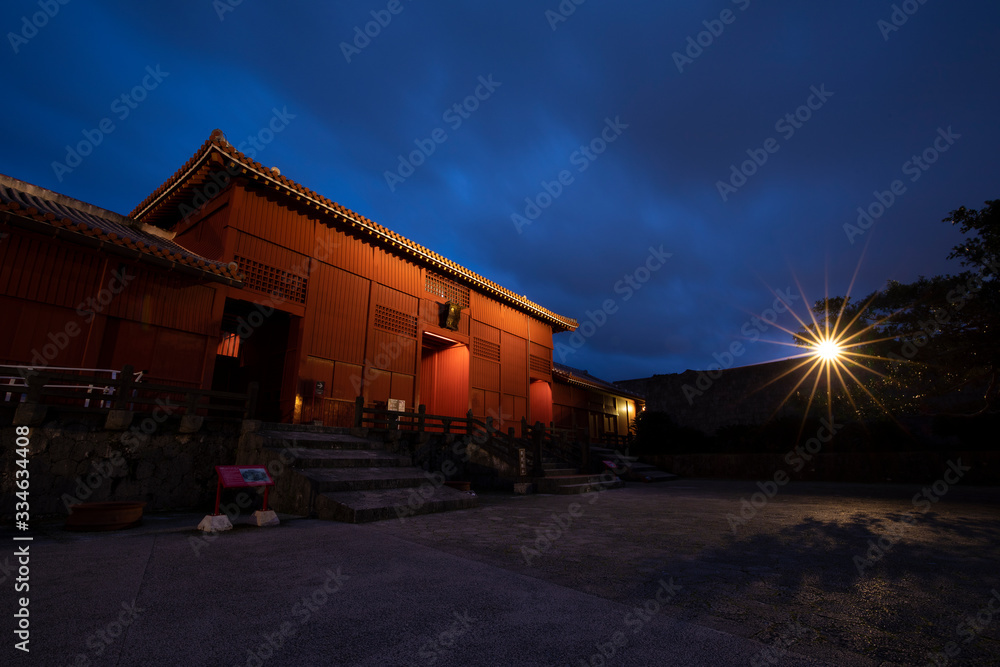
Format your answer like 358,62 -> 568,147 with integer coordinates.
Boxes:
372,478 -> 1000,666
11,478 -> 1000,666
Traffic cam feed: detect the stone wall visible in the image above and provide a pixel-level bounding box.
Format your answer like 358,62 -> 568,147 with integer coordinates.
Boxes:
642,450 -> 1000,484
0,413 -> 241,521
617,359 -> 806,434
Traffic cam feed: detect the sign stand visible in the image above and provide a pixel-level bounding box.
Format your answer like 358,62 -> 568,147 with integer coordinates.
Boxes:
197,465 -> 279,532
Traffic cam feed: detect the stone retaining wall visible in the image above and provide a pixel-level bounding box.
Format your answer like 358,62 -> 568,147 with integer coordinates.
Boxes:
643,450 -> 999,484
0,415 -> 241,521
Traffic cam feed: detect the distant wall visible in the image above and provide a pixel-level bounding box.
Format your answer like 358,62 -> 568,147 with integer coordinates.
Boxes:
618,359 -> 805,434
0,414 -> 240,520
643,450 -> 1000,484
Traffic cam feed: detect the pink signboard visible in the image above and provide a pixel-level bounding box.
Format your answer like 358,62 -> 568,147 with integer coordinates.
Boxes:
212,466 -> 274,515
215,466 -> 273,488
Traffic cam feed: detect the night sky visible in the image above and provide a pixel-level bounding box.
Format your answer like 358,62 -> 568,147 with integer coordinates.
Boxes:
3,1 -> 998,383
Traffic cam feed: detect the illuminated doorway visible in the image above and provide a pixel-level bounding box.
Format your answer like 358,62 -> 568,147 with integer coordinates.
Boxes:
419,332 -> 469,419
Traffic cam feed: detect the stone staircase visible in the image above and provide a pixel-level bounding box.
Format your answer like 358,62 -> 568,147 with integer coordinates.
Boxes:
237,423 -> 477,523
589,445 -> 678,483
533,454 -> 624,495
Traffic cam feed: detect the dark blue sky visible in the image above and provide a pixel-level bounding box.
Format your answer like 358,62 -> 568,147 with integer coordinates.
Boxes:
3,1 -> 998,382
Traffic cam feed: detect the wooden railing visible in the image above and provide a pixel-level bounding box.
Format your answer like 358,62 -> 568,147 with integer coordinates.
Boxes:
2,364 -> 257,420
355,397 -> 544,478
355,397 -> 607,478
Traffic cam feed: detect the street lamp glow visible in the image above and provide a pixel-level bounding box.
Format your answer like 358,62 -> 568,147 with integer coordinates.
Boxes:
814,338 -> 843,362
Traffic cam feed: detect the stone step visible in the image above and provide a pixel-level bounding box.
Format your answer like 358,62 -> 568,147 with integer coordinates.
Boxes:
296,467 -> 431,493
543,468 -> 579,477
258,430 -> 380,450
254,421 -> 362,436
315,485 -> 478,523
273,447 -> 411,468
629,470 -> 678,483
534,474 -> 624,495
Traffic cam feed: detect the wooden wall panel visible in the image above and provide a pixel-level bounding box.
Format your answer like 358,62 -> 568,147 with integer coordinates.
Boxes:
0,232 -> 103,309
371,330 -> 416,375
173,199 -> 230,260
390,373 -> 414,408
307,263 -> 368,364
314,224 -> 375,279
528,318 -> 553,349
238,188 -> 315,256
98,320 -> 207,386
372,283 -> 418,316
471,320 -> 500,344
234,231 -> 310,278
500,304 -> 529,338
529,380 -> 553,426
500,331 -> 527,397
367,368 -> 392,404
470,357 -> 499,392
470,291 -> 503,329
501,394 -> 527,435
104,268 -> 218,336
373,245 -> 420,297
147,328 -> 208,385
2,299 -> 88,367
332,361 -> 364,400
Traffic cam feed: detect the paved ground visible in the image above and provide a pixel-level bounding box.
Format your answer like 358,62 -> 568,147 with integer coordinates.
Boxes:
4,479 -> 1000,666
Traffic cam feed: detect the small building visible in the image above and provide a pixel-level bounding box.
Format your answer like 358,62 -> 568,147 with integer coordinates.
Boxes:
552,363 -> 644,447
1,130 -> 578,433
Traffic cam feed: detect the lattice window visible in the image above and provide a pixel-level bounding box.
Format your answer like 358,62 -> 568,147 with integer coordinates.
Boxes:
374,305 -> 418,338
472,337 -> 500,362
217,332 -> 240,358
235,255 -> 307,304
425,271 -> 470,308
530,353 -> 551,376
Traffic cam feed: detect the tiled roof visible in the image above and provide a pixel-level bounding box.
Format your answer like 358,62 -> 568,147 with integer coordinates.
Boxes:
553,362 -> 646,401
0,173 -> 241,285
130,129 -> 578,332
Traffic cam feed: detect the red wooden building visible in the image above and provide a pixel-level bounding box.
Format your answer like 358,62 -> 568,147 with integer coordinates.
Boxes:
2,130 -> 579,432
553,363 -> 644,446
